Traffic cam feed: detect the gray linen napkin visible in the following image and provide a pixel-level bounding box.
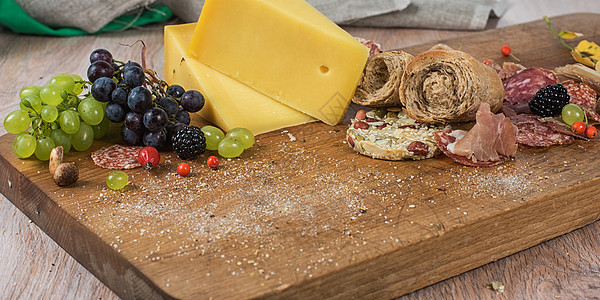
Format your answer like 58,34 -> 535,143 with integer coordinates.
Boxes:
342,0 -> 509,30
12,0 -> 507,34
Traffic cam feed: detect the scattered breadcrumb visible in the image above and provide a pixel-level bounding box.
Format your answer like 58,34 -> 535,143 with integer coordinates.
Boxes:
486,281 -> 505,293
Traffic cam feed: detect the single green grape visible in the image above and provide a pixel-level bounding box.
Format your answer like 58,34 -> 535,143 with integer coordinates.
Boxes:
19,85 -> 41,100
71,122 -> 94,151
50,74 -> 76,94
78,97 -> 104,125
40,83 -> 64,106
218,136 -> 244,158
34,136 -> 55,161
70,74 -> 85,95
4,109 -> 31,134
92,115 -> 110,139
561,103 -> 585,126
226,127 -> 254,149
106,170 -> 128,190
12,133 -> 36,159
201,125 -> 225,151
20,95 -> 43,113
40,105 -> 59,122
50,128 -> 72,153
59,110 -> 80,134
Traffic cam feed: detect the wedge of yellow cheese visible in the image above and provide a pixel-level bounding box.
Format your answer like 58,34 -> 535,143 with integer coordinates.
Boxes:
164,23 -> 315,135
188,0 -> 369,125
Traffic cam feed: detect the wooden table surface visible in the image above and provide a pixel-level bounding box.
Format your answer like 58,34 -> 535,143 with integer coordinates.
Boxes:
2,1 -> 600,299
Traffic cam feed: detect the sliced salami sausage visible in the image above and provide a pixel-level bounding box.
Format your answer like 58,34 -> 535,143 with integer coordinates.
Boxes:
562,80 -> 600,122
91,145 -> 142,169
355,37 -> 382,57
495,62 -> 526,81
544,119 -> 590,141
503,68 -> 559,109
509,114 -> 574,147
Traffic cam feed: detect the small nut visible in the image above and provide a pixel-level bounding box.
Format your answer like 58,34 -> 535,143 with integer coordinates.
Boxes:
53,163 -> 78,186
49,146 -> 64,175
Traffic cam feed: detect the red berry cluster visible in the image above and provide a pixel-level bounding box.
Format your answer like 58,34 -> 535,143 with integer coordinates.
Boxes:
571,121 -> 597,139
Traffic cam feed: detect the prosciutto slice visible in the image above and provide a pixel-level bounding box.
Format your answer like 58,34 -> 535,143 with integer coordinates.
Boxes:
435,103 -> 517,166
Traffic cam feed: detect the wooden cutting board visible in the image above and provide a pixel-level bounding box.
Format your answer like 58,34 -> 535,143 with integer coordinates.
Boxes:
1,13 -> 600,300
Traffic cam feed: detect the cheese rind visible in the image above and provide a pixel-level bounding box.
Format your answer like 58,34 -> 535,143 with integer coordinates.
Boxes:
188,0 -> 369,125
164,23 -> 315,135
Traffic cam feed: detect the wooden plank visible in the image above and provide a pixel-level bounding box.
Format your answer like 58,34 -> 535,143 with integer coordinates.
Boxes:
1,13 -> 600,299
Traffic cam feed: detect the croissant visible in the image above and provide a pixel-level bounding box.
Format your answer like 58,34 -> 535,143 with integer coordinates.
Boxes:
399,47 -> 504,123
352,51 -> 414,107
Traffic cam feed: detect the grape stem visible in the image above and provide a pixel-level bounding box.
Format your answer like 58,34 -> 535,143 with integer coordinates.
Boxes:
544,16 -> 574,51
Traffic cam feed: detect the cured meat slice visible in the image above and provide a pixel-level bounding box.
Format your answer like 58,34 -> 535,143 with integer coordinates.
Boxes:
543,118 -> 590,141
509,114 -> 574,147
355,37 -> 382,58
555,64 -> 600,96
453,103 -> 518,161
503,68 -> 559,111
502,102 -> 529,117
91,145 -> 142,169
562,80 -> 600,122
495,62 -> 526,81
434,103 -> 517,167
435,130 -> 506,167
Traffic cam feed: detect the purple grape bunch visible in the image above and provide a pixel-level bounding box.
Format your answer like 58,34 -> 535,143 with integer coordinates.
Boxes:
86,48 -> 205,149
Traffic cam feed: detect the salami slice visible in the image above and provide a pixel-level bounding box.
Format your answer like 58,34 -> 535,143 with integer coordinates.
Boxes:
544,118 -> 590,141
435,130 -> 506,167
91,145 -> 142,169
355,37 -> 382,57
495,62 -> 526,81
503,68 -> 559,108
509,114 -> 574,147
562,80 -> 600,122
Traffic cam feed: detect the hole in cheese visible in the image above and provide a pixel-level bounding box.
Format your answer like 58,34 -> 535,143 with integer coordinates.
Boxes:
320,65 -> 330,74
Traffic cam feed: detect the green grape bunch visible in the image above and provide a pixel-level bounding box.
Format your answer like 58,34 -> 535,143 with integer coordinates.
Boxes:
4,73 -> 103,161
4,47 -> 211,162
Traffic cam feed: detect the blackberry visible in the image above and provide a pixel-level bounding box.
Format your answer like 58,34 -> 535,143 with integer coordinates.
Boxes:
529,84 -> 570,117
171,125 -> 206,160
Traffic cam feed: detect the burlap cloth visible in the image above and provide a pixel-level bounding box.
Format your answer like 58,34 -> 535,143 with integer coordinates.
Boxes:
13,0 -> 508,33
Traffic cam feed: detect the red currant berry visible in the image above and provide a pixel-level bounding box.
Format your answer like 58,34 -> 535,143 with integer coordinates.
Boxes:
207,156 -> 219,170
177,163 -> 190,176
501,45 -> 511,56
572,121 -> 586,135
585,125 -> 597,139
483,59 -> 491,65
138,146 -> 160,171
